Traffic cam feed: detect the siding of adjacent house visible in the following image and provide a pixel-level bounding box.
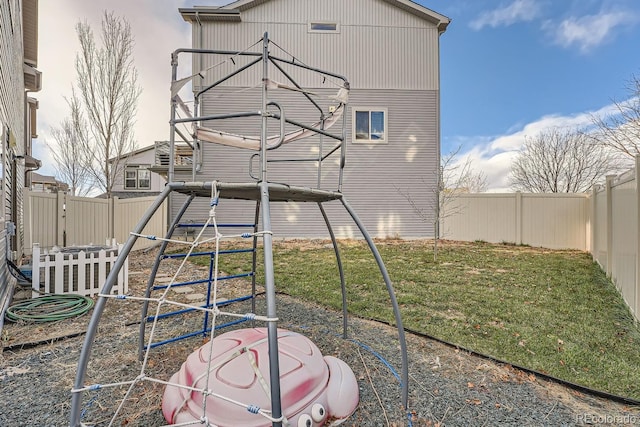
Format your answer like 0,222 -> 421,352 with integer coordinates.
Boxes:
0,0 -> 27,320
111,147 -> 167,194
175,0 -> 445,238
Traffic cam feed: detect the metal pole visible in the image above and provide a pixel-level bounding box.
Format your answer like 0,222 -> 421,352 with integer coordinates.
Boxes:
251,200 -> 261,322
168,52 -> 179,230
70,185 -> 173,427
261,181 -> 283,427
340,196 -> 410,409
318,202 -> 349,338
260,32 -> 283,427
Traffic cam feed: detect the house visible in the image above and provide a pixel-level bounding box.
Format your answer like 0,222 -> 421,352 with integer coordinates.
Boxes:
105,142 -> 184,198
1,0 -> 42,324
30,172 -> 69,193
173,0 -> 449,238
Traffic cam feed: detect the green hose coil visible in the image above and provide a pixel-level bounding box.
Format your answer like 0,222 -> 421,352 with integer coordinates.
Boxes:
5,294 -> 95,323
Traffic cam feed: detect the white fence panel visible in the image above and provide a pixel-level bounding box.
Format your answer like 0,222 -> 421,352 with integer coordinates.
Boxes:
25,191 -> 62,250
592,187 -> 608,270
521,194 -> 589,250
441,193 -> 589,250
114,196 -> 168,251
609,172 -> 637,316
25,191 -> 167,254
589,162 -> 640,320
441,194 -> 517,243
31,243 -> 128,297
65,195 -> 111,247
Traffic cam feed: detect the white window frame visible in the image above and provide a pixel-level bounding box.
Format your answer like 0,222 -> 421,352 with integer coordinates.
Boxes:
308,22 -> 340,33
124,165 -> 151,190
351,108 -> 388,144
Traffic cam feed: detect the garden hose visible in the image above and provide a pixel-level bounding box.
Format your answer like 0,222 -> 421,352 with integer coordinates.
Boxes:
5,294 -> 95,323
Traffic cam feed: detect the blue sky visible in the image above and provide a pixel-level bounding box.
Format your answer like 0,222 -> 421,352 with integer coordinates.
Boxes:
35,0 -> 640,191
423,0 -> 640,190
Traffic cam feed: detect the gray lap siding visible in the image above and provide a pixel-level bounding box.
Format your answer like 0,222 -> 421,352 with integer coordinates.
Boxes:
171,88 -> 438,239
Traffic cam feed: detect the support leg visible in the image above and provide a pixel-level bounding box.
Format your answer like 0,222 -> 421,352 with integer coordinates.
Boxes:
70,186 -> 173,427
340,196 -> 410,409
259,182 -> 283,426
318,202 -> 349,339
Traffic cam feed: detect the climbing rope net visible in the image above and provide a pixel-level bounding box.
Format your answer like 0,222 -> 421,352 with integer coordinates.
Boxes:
70,182 -> 285,426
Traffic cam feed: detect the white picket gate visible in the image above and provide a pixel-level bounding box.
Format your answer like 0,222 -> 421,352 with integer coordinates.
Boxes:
31,242 -> 128,298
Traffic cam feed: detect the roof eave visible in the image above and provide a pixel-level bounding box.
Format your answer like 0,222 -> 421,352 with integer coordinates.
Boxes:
212,0 -> 450,33
179,7 -> 241,23
385,0 -> 450,33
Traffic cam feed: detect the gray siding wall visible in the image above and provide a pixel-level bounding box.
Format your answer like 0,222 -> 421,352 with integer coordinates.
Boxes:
175,0 -> 442,239
193,0 -> 441,90
174,88 -> 438,238
0,0 -> 26,317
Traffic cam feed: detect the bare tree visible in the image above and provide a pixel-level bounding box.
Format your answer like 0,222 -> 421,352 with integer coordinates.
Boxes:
47,96 -> 93,196
70,11 -> 141,197
441,147 -> 488,194
398,146 -> 486,259
589,74 -> 640,160
509,128 -> 621,193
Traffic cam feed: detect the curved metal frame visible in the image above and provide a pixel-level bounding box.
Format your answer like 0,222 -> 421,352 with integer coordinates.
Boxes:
69,33 -> 409,427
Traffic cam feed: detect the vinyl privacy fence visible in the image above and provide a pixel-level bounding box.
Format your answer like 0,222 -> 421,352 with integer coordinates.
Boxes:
23,172 -> 640,322
440,192 -> 590,250
440,157 -> 640,321
24,190 -> 167,255
590,160 -> 640,320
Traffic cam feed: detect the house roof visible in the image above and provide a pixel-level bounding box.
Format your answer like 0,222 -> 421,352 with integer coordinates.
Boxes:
179,7 -> 241,22
31,172 -> 69,190
181,0 -> 450,33
107,144 -> 156,163
31,172 -> 57,185
95,191 -> 163,199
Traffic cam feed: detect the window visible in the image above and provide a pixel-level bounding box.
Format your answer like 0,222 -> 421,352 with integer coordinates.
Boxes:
124,166 -> 151,190
352,108 -> 387,143
308,22 -> 339,33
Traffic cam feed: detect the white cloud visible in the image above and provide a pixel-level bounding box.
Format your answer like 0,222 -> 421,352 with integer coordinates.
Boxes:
451,102 -> 623,192
545,11 -> 638,53
470,0 -> 542,30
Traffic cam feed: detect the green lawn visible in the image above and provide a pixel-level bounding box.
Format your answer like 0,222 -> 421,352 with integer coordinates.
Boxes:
193,239 -> 640,400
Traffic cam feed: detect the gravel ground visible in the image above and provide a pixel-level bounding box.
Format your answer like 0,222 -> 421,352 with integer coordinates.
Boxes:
2,247 -> 640,426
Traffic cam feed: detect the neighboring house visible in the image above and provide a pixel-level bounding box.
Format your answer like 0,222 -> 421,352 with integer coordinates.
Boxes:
1,0 -> 42,324
30,172 -> 69,193
106,143 -> 178,198
173,0 -> 449,238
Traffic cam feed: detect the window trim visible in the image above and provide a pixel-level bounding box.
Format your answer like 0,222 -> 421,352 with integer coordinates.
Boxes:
351,107 -> 388,144
124,165 -> 151,190
308,22 -> 340,33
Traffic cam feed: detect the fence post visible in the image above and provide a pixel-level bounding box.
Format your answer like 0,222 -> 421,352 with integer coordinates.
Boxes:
590,185 -> 597,257
635,155 -> 640,318
605,175 -> 615,277
24,190 -> 32,256
108,197 -> 115,242
515,192 -> 522,245
56,191 -> 66,247
32,243 -> 40,298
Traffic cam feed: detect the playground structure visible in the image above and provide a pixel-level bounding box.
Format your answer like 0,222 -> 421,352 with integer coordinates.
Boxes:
69,33 -> 409,426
